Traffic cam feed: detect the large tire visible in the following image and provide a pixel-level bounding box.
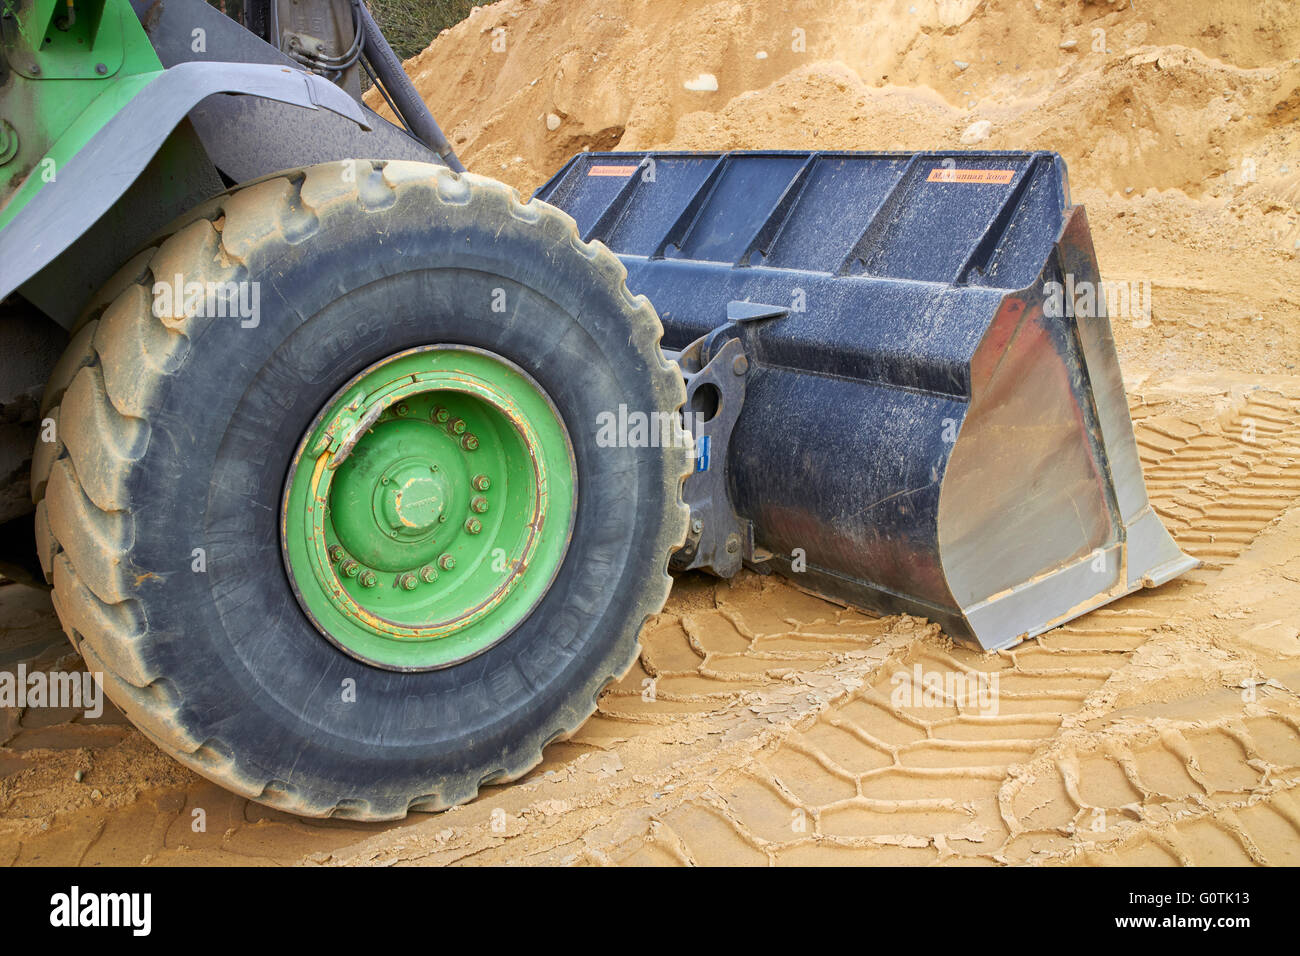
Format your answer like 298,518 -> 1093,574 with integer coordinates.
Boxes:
30,161 -> 690,819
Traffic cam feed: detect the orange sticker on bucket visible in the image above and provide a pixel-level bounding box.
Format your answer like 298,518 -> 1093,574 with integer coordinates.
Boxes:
587,165 -> 640,177
926,168 -> 1016,184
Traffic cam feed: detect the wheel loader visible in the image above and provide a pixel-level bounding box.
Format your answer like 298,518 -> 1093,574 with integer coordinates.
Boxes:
0,0 -> 1196,819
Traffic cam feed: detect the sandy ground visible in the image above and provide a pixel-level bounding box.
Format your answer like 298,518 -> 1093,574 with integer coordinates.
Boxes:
1,0 -> 1298,864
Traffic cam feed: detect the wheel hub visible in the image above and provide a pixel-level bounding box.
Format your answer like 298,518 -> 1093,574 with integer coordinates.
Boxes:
379,460 -> 446,537
281,346 -> 577,671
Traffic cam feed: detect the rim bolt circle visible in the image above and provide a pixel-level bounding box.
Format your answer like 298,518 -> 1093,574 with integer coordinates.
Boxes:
284,346 -> 574,669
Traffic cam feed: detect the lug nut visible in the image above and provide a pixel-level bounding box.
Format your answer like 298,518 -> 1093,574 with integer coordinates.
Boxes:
432,406 -> 450,424
465,517 -> 482,535
399,572 -> 418,591
691,519 -> 703,535
359,570 -> 377,588
472,474 -> 491,491
448,418 -> 467,435
395,402 -> 409,416
419,565 -> 438,584
461,433 -> 479,451
340,559 -> 360,578
439,553 -> 456,571
471,495 -> 489,514
328,545 -> 345,562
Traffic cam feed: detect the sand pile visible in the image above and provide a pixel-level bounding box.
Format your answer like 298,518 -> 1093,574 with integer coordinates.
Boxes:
374,0 -> 1299,374
394,0 -> 1295,197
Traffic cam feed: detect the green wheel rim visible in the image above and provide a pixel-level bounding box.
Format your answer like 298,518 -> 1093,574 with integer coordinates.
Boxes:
281,345 -> 577,670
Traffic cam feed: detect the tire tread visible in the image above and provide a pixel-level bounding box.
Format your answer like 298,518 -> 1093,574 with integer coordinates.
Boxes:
34,161 -> 691,820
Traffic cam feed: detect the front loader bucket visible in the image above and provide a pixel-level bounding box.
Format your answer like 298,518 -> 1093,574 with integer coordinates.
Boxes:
536,150 -> 1198,650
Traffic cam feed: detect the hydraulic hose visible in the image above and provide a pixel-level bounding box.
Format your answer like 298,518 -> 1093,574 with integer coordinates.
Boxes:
355,2 -> 465,173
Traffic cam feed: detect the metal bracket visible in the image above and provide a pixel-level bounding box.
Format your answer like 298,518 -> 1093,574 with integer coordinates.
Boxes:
665,300 -> 788,577
1,0 -> 126,80
666,334 -> 753,577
